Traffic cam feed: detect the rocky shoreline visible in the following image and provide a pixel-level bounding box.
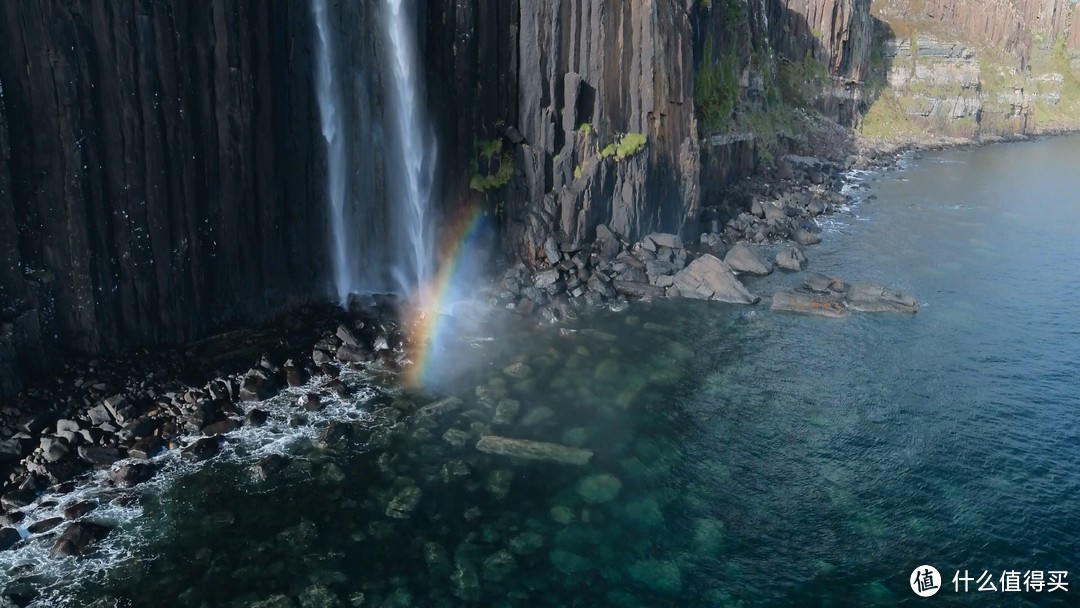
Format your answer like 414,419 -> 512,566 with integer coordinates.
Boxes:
0,135 -> 946,570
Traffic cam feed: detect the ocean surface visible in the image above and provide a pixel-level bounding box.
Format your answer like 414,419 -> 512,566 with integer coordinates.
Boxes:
3,135 -> 1079,607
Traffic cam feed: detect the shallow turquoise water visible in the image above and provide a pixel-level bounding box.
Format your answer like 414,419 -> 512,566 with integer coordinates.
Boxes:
7,135 -> 1080,607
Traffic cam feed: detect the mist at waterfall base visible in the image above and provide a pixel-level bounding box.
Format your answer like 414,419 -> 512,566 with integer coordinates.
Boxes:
313,0 -> 436,303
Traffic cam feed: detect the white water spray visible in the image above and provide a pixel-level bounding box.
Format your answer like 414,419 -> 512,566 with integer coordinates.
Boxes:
383,0 -> 436,298
312,0 -> 353,305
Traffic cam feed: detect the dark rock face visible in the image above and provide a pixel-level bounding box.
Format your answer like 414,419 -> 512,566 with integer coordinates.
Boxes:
425,0 -> 700,265
0,1 -> 327,396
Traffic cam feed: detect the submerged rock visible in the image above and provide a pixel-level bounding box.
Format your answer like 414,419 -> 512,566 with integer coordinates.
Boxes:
386,486 -> 423,519
475,435 -> 593,465
252,454 -> 288,481
575,474 -> 623,504
628,559 -> 683,593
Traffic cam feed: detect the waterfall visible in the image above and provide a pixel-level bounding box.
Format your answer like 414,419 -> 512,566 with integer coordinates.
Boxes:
383,0 -> 436,298
312,0 -> 435,304
312,0 -> 353,305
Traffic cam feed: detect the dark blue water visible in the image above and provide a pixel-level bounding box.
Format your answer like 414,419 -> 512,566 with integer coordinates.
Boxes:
4,135 -> 1079,607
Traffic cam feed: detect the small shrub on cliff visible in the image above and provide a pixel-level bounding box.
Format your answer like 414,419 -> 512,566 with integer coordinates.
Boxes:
470,138 -> 513,192
598,132 -> 647,162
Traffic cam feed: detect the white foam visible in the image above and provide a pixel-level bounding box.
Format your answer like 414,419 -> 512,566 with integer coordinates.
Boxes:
0,365 -> 389,605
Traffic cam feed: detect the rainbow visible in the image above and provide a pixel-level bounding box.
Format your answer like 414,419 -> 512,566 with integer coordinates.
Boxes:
404,206 -> 489,388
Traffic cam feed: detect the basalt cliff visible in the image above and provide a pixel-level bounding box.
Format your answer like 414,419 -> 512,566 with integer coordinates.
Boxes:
2,0 -> 1079,396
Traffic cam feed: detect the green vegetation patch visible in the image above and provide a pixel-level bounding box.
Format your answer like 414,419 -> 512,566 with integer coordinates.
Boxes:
470,138 -> 514,192
598,132 -> 647,162
694,39 -> 738,134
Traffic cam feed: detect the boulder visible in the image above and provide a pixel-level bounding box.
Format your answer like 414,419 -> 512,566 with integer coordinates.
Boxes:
475,436 -> 593,465
672,255 -> 759,304
202,419 -> 241,436
335,344 -> 368,364
793,228 -> 822,246
128,435 -> 164,460
543,236 -> 561,266
63,500 -> 98,520
724,243 -> 772,275
77,445 -> 124,467
182,437 -> 221,462
0,527 -> 20,551
110,463 -> 155,488
51,522 -> 111,558
335,324 -> 359,347
770,291 -> 848,318
775,246 -> 806,271
0,438 -> 32,463
239,370 -> 278,401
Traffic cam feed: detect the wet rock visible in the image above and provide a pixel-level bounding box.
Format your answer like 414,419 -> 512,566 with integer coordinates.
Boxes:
318,421 -> 349,446
534,268 -> 561,289
724,242 -> 772,275
386,486 -> 423,519
128,435 -> 164,460
63,500 -> 97,520
252,454 -> 288,481
575,473 -> 623,504
245,408 -> 269,426
336,324 -> 359,347
202,419 -> 240,436
28,517 -> 64,534
298,394 -> 323,412
0,527 -> 20,551
672,255 -> 759,304
51,522 -> 111,558
771,291 -> 848,318
846,283 -> 919,313
476,435 -> 593,465
239,370 -> 278,402
0,512 -> 25,527
793,228 -> 823,246
182,437 -> 221,462
335,343 -> 369,364
77,445 -> 124,467
284,365 -> 308,388
776,245 -> 807,271
110,463 -> 155,488
1,488 -> 37,510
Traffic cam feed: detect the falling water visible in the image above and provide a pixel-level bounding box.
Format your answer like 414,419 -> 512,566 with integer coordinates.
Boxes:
312,0 -> 353,305
383,0 -> 436,298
